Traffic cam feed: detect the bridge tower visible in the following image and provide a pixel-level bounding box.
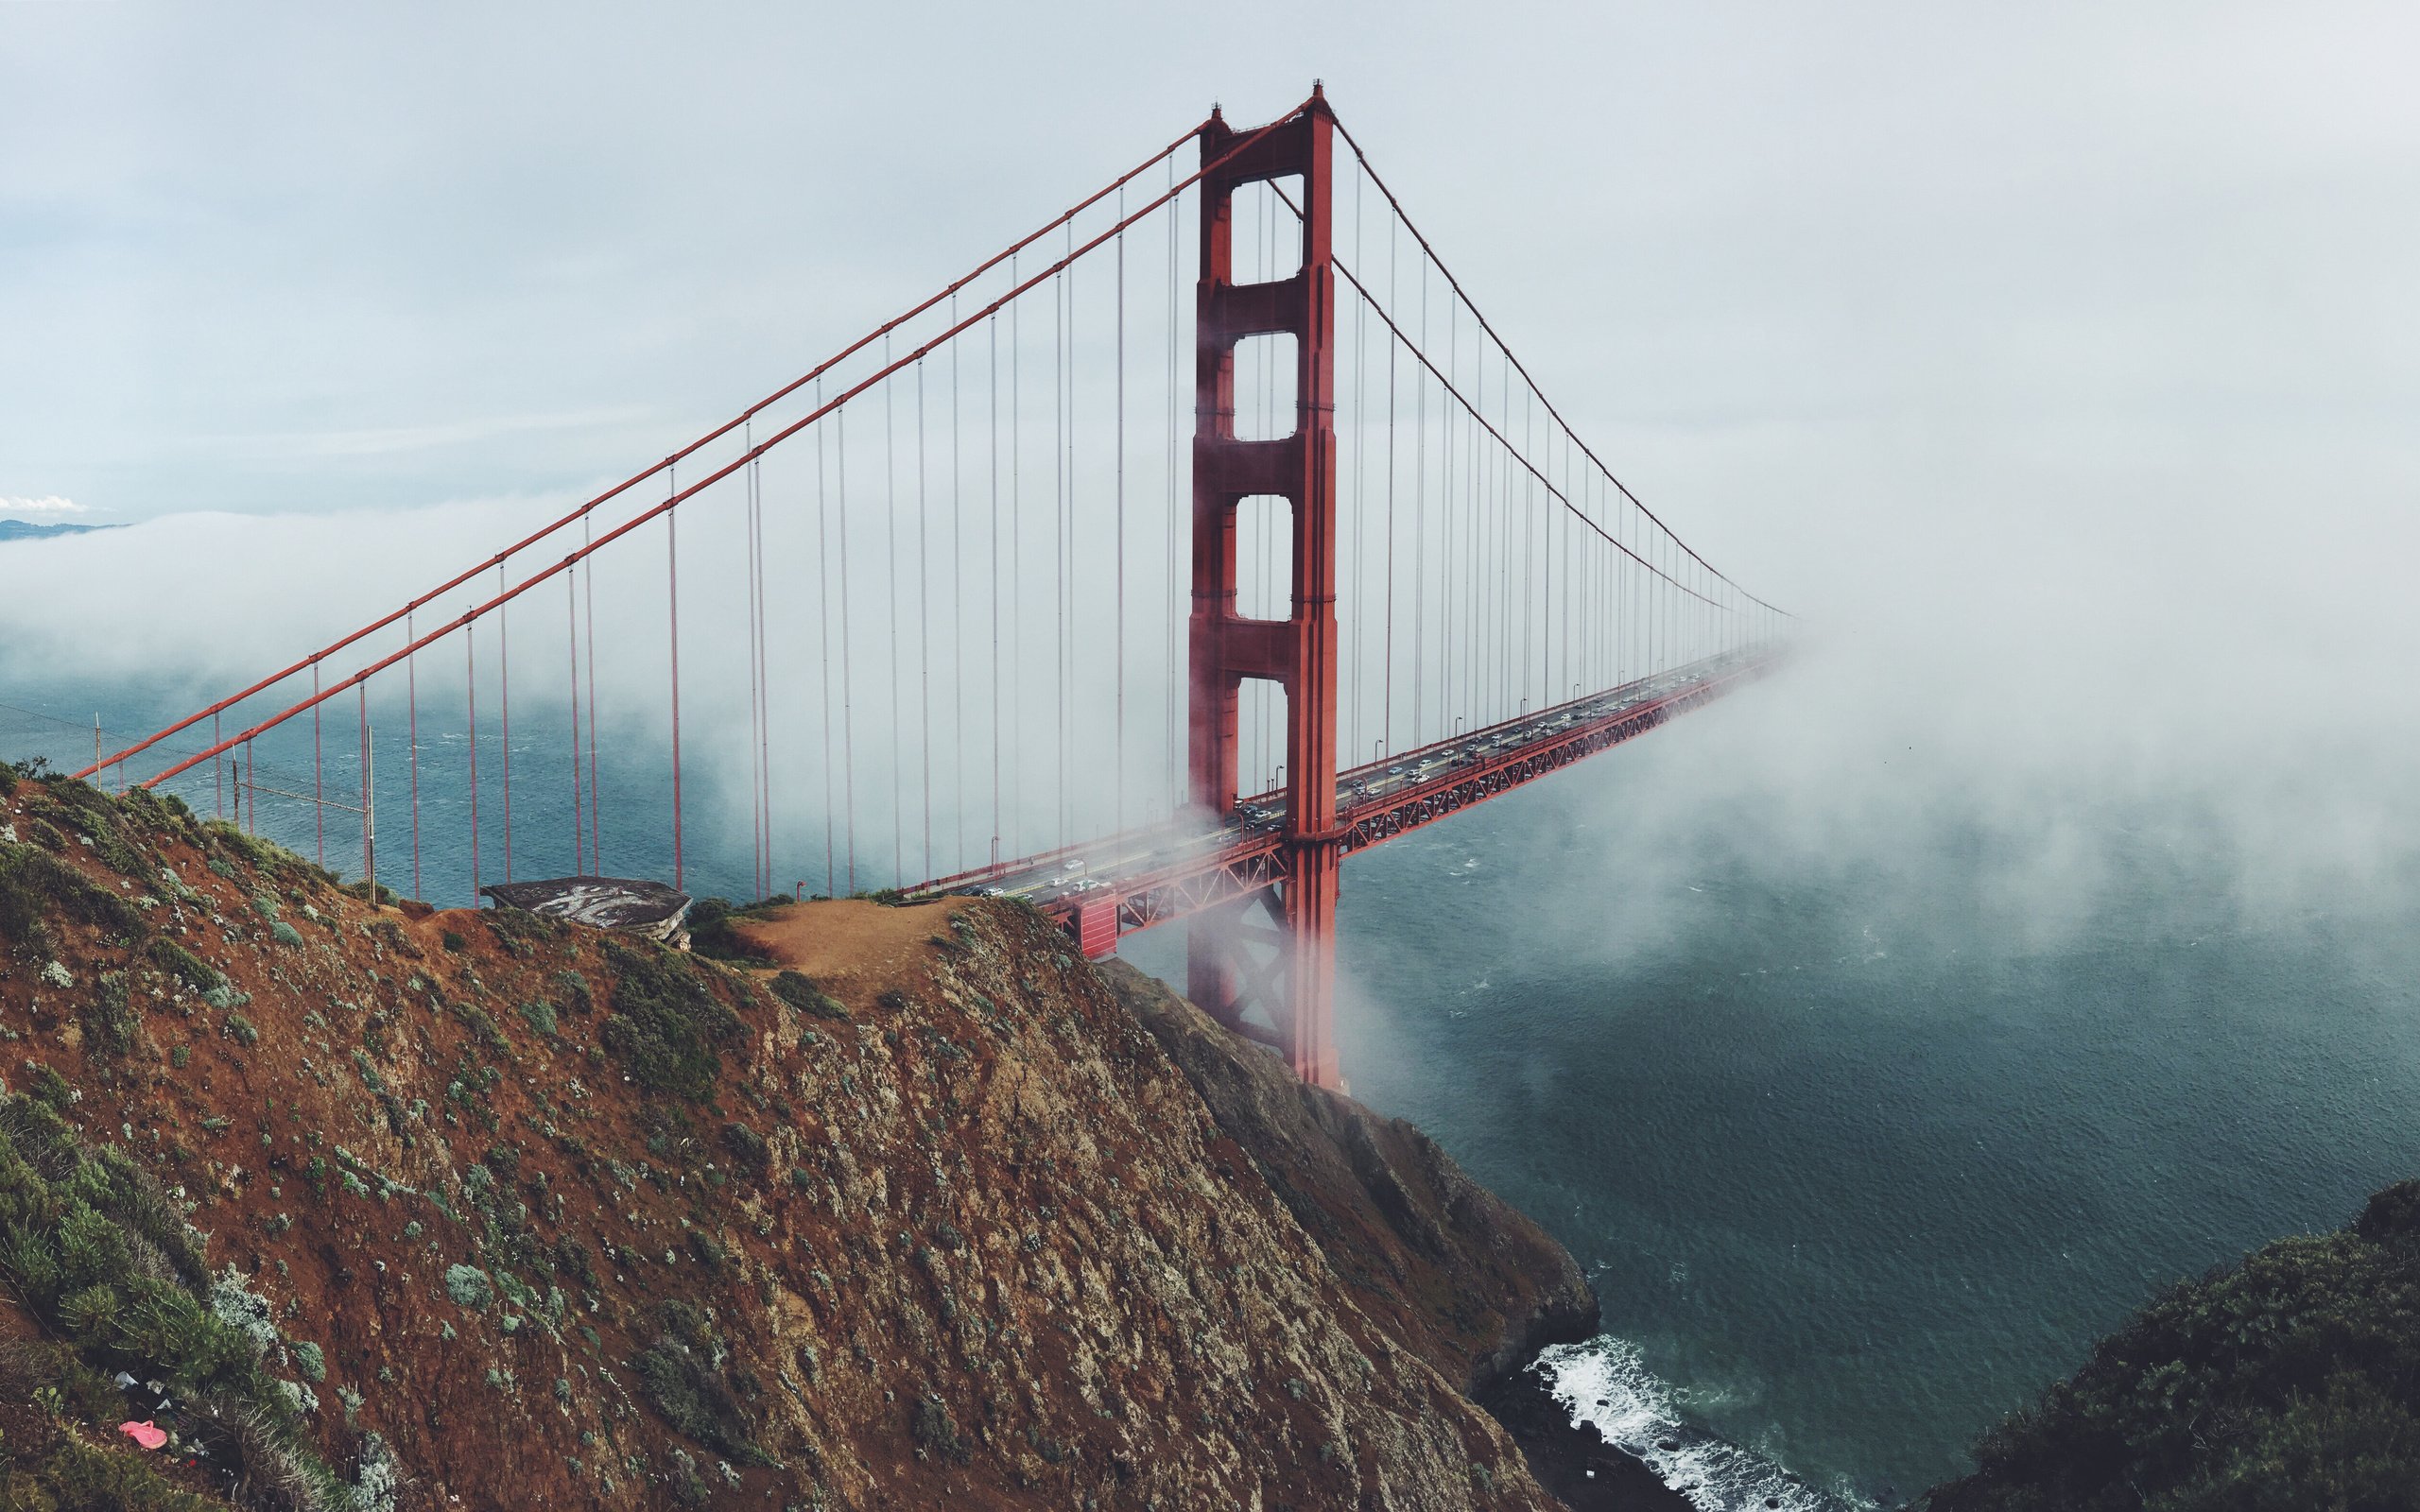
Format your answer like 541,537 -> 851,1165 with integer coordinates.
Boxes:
1186,88 -> 1343,1090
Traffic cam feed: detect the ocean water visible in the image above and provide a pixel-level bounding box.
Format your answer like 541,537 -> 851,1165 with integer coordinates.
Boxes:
17,668 -> 2420,1506
1292,702 -> 2420,1505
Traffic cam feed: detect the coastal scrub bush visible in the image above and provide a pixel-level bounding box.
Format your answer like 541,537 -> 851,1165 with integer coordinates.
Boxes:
80,972 -> 140,1060
597,941 -> 744,1101
769,970 -> 849,1021
686,898 -> 772,963
0,840 -> 142,941
0,1093 -> 351,1512
630,1340 -> 764,1463
1927,1177 -> 2420,1511
718,1123 -> 769,1177
147,936 -> 222,992
443,1264 -> 494,1310
553,969 -> 594,1018
912,1394 -> 972,1465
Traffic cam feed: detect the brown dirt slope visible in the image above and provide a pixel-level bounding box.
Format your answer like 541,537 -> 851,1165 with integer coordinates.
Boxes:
0,765 -> 1588,1511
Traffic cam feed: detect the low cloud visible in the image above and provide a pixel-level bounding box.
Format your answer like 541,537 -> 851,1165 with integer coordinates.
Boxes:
1,496 -> 86,517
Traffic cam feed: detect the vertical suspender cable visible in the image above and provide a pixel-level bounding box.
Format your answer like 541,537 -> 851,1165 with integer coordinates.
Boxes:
991,313 -> 1003,864
1115,188 -> 1127,835
312,663 -> 324,866
498,560 -> 511,883
1381,212 -> 1397,756
1411,253 -> 1427,746
745,421 -> 764,896
817,382 -> 838,896
667,474 -> 683,894
1011,256 -> 1023,857
1349,169 -> 1365,765
406,613 -> 421,898
584,513 -> 601,873
885,341 -> 903,885
750,439 -> 764,897
1165,160 -> 1181,815
838,405 -> 857,894
951,295 -> 964,870
1441,293 -> 1455,730
1059,233 -> 1074,841
359,684 -> 372,893
917,358 -> 932,881
466,616 -> 479,902
568,569 -> 583,874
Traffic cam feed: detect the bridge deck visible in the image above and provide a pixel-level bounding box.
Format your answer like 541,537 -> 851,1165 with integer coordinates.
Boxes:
914,645 -> 1781,949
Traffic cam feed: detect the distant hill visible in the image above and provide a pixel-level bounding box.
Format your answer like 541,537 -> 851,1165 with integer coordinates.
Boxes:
1924,1178 -> 2420,1509
0,518 -> 114,541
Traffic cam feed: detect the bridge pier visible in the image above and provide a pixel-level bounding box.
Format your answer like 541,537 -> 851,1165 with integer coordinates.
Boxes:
1185,87 -> 1344,1090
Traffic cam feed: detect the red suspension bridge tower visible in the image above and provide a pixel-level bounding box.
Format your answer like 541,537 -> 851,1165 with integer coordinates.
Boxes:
1186,89 -> 1344,1089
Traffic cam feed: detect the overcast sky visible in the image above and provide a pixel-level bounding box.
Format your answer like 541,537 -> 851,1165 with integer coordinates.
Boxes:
5,1 -> 2417,787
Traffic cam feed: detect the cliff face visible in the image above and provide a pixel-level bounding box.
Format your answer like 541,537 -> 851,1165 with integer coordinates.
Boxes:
1098,961 -> 1599,1398
0,765 -> 1594,1512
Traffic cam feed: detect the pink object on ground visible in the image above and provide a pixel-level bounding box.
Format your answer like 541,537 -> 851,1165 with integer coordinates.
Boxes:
118,1420 -> 168,1451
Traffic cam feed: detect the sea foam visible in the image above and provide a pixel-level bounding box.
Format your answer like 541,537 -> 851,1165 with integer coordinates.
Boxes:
1535,1336 -> 1869,1512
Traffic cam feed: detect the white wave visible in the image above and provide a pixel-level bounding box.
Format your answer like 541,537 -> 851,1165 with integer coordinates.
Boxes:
1535,1336 -> 1869,1512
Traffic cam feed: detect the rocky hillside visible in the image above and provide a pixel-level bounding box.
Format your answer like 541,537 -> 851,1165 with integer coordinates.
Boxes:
0,761 -> 1599,1511
1924,1180 -> 2420,1510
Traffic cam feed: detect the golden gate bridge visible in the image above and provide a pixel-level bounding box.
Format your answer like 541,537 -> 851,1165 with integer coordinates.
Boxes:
78,87 -> 1791,1090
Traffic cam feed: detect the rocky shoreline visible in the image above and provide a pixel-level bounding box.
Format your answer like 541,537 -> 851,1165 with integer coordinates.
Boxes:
1481,1365 -> 1695,1511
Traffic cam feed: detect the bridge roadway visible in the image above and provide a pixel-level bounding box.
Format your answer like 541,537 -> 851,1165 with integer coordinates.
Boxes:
914,645 -> 1783,951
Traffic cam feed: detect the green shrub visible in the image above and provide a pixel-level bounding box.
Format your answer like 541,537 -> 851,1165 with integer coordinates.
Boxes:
555,969 -> 594,1017
452,1005 -> 510,1056
597,942 -> 744,1101
443,1263 -> 494,1310
0,842 -> 142,941
146,936 -> 222,992
686,898 -> 772,963
80,972 -> 139,1060
768,970 -> 850,1021
0,1093 -> 347,1510
912,1394 -> 972,1465
718,1123 -> 769,1177
629,1339 -> 765,1463
517,1000 -> 558,1038
1928,1177 -> 2420,1511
